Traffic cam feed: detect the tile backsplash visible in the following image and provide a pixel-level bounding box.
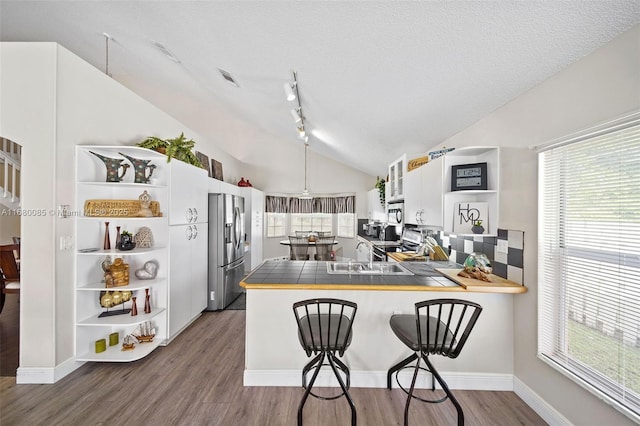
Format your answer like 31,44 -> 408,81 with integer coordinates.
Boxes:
439,229 -> 524,284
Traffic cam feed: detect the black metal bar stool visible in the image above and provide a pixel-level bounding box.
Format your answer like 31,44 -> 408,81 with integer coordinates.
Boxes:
387,299 -> 483,426
293,298 -> 358,426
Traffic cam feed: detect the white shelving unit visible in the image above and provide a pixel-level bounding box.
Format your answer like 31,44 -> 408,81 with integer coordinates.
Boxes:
75,146 -> 169,362
442,147 -> 500,236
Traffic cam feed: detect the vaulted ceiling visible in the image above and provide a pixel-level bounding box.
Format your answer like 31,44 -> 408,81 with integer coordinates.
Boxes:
2,1 -> 639,176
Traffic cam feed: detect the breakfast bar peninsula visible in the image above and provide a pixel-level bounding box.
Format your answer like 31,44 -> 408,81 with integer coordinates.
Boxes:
240,259 -> 526,390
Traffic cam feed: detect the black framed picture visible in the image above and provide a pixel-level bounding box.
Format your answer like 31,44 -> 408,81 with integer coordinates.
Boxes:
451,162 -> 488,191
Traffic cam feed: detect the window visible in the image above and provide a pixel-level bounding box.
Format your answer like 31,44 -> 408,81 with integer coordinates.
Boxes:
266,213 -> 286,238
337,213 -> 355,238
538,112 -> 640,421
290,213 -> 332,234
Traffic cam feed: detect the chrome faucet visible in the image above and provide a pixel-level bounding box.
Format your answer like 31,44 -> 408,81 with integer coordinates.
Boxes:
357,241 -> 383,269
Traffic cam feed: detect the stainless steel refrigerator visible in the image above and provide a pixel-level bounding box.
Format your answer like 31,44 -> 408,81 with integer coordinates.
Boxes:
207,193 -> 245,310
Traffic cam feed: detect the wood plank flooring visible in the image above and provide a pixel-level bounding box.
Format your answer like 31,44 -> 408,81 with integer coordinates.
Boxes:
0,310 -> 547,425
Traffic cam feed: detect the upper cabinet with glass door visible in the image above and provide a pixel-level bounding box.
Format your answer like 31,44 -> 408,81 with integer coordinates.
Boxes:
387,154 -> 406,202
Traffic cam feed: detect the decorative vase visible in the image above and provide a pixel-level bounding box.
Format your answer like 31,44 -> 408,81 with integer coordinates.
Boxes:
89,151 -> 129,182
131,296 -> 138,316
119,152 -> 156,184
116,226 -> 121,247
471,224 -> 485,234
103,222 -> 111,250
144,288 -> 151,314
237,177 -> 248,187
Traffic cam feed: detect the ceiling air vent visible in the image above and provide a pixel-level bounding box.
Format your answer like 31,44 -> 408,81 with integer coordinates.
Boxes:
218,68 -> 239,87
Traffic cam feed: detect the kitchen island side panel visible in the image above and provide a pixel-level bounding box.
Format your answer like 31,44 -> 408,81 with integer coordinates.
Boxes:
243,288 -> 514,388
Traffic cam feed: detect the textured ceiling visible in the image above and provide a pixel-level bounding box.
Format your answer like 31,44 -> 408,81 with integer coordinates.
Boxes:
1,1 -> 639,176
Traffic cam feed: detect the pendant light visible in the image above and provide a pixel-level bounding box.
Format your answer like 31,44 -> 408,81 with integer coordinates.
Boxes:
299,142 -> 312,200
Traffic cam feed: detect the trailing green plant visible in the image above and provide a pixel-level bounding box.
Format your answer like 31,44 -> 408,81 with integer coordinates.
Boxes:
136,133 -> 205,169
375,176 -> 386,206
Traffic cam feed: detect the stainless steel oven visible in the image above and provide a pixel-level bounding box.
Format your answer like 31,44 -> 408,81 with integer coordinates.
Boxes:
387,202 -> 404,226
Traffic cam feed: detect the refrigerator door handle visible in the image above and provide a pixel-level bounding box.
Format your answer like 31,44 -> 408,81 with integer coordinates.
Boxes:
185,225 -> 193,240
224,258 -> 245,272
233,206 -> 242,251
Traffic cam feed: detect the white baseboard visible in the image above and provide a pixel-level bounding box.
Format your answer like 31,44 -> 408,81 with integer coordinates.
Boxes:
244,369 -> 513,391
16,357 -> 83,384
513,376 -> 572,426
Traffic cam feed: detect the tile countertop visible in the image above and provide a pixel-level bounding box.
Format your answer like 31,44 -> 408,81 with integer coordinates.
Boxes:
241,260 -> 527,293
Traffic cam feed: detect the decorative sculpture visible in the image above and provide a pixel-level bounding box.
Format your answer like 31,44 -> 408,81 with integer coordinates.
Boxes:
89,151 -> 129,182
135,260 -> 159,280
119,152 -> 156,184
117,231 -> 136,251
136,191 -> 154,217
134,227 -> 154,248
104,258 -> 130,287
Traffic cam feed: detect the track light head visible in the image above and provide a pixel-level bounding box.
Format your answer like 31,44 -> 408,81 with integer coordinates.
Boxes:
284,82 -> 296,101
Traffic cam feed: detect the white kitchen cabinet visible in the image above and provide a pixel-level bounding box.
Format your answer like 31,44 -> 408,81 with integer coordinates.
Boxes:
169,222 -> 207,339
169,159 -> 208,226
168,159 -> 208,340
75,146 -> 169,362
387,155 -> 406,202
241,187 -> 264,271
404,155 -> 444,227
443,147 -> 499,236
366,188 -> 385,221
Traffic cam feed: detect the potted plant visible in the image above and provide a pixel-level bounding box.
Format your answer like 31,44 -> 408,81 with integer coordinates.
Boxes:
471,220 -> 485,234
136,133 -> 205,169
375,176 -> 386,206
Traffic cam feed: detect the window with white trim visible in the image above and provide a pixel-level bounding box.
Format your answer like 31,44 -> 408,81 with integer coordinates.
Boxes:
290,213 -> 332,234
266,213 -> 286,238
337,213 -> 355,238
538,113 -> 640,421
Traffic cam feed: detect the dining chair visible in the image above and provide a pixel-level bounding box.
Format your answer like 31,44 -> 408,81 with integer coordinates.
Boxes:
314,237 -> 334,261
289,236 -> 310,260
0,244 -> 21,314
295,231 -> 312,238
11,237 -> 20,271
316,231 -> 332,237
387,299 -> 483,426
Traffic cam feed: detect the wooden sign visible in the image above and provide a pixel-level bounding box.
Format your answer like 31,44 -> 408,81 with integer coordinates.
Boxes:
407,156 -> 429,172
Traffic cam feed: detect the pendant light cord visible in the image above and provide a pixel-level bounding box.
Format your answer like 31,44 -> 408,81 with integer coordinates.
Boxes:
304,142 -> 308,191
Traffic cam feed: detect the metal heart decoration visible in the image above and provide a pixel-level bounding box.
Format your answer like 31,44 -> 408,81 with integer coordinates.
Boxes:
135,260 -> 159,280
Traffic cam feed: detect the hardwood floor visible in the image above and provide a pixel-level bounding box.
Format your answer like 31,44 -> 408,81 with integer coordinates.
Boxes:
0,310 -> 547,425
0,293 -> 19,377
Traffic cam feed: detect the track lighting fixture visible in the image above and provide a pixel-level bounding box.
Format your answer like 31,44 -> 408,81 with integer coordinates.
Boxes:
290,108 -> 302,123
284,81 -> 297,101
285,70 -> 308,141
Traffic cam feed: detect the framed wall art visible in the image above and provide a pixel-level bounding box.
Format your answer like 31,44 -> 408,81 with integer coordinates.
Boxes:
453,202 -> 488,234
195,151 -> 211,177
211,159 -> 224,181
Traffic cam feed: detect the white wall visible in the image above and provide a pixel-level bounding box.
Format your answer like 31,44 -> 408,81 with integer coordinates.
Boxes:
0,41 -> 374,381
429,24 -> 640,425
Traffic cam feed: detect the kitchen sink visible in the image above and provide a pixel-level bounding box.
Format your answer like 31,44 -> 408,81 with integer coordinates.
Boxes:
327,262 -> 413,275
